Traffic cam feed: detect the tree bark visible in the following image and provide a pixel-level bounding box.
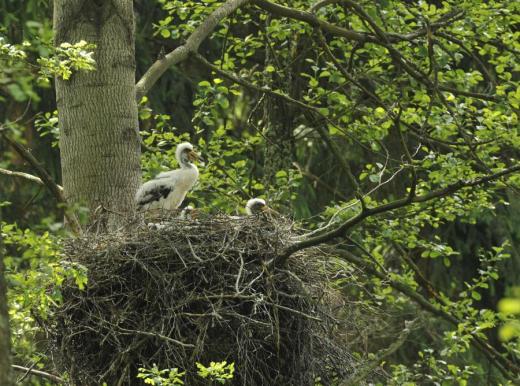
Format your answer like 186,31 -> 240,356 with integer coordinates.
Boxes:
262,24 -> 299,185
0,209 -> 14,386
54,0 -> 141,226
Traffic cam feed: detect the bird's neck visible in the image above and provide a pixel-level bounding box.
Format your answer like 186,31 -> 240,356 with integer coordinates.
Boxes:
180,162 -> 196,170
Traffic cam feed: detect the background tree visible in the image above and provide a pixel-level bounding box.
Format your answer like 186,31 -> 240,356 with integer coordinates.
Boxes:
0,210 -> 13,386
54,0 -> 141,227
1,0 -> 520,384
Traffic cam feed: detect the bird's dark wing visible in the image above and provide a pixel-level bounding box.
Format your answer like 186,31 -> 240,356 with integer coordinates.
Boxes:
137,184 -> 172,206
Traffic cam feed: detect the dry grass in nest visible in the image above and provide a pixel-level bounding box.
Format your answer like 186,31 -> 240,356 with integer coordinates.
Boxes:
47,214 -> 354,385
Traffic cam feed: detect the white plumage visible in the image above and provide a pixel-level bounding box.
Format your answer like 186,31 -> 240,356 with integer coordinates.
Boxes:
245,198 -> 269,215
178,205 -> 196,220
136,142 -> 200,211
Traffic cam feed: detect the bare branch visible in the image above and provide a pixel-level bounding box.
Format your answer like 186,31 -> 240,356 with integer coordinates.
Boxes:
333,249 -> 518,378
135,0 -> 251,99
278,164 -> 520,262
116,326 -> 195,348
340,319 -> 417,385
1,132 -> 65,204
12,365 -> 64,384
252,0 -> 369,42
0,168 -> 64,191
1,129 -> 81,234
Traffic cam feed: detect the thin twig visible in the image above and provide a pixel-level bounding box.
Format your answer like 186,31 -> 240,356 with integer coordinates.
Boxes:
12,364 -> 64,384
278,163 -> 520,262
0,167 -> 63,190
333,249 -> 518,378
117,326 -> 195,348
1,128 -> 81,234
340,320 -> 418,385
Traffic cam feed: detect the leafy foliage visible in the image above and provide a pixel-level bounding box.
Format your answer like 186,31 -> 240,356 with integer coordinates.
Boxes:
136,361 -> 234,385
2,222 -> 87,371
137,364 -> 186,385
1,0 -> 520,384
37,40 -> 96,81
196,361 -> 235,384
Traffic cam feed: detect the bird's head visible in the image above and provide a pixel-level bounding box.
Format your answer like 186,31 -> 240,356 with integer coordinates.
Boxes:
245,198 -> 270,215
179,205 -> 197,220
176,142 -> 201,166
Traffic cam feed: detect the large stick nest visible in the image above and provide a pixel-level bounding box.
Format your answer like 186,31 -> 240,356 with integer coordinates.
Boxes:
48,215 -> 354,385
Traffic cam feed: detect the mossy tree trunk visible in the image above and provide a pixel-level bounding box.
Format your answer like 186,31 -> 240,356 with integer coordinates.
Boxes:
262,30 -> 302,185
262,96 -> 295,185
54,0 -> 141,227
0,210 -> 13,386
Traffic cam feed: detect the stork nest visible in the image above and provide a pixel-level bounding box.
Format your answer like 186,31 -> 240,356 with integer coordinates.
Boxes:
48,214 -> 355,385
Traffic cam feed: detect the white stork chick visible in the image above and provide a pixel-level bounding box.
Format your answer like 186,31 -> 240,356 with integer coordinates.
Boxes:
136,142 -> 200,211
245,198 -> 276,215
147,206 -> 197,230
178,205 -> 196,220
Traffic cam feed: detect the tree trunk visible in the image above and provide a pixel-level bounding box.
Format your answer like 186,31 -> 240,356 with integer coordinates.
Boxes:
262,27 -> 300,185
54,0 -> 141,227
0,210 -> 13,386
262,98 -> 295,184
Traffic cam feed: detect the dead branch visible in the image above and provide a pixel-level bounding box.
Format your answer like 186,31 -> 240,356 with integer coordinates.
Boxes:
48,214 -> 354,385
0,168 -> 63,190
12,364 -> 64,384
1,128 -> 81,234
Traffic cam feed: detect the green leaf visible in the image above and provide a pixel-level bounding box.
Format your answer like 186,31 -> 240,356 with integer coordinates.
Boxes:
160,29 -> 171,38
498,298 -> 520,314
217,97 -> 229,109
471,291 -> 481,301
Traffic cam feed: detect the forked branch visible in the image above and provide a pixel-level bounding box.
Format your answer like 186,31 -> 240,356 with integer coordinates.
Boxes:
278,164 -> 520,262
1,129 -> 81,234
12,364 -> 64,384
135,0 -> 251,99
0,168 -> 62,190
334,250 -> 519,378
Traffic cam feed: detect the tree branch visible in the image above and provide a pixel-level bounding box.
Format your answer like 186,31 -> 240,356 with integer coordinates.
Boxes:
0,168 -> 63,190
253,0 -> 463,44
334,250 -> 518,378
135,0 -> 251,99
340,320 -> 417,385
277,164 -> 520,262
252,0 -> 369,42
255,0 -> 497,102
1,129 -> 81,234
12,365 -> 64,384
1,132 -> 65,204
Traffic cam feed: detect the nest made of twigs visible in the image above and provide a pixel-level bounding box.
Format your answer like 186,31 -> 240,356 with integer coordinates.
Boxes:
47,214 -> 354,385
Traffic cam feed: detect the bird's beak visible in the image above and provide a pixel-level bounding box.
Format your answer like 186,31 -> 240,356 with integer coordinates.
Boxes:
188,150 -> 202,162
261,205 -> 278,215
